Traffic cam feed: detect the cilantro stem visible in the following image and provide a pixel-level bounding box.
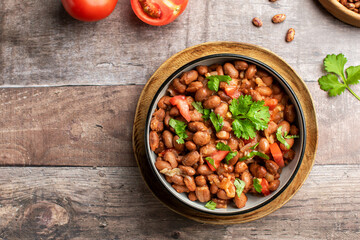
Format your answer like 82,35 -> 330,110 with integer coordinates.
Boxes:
346,85 -> 360,101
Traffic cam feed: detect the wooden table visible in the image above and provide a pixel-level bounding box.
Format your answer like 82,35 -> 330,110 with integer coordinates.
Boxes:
1,0 -> 359,239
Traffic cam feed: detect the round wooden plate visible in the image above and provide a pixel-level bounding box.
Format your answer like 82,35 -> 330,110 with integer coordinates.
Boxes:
319,0 -> 360,27
132,42 -> 318,224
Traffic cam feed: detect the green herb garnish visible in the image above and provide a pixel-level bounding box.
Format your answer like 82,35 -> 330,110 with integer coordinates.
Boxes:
206,75 -> 231,92
318,54 -> 360,101
205,200 -> 217,210
169,118 -> 188,144
239,150 -> 269,161
205,157 -> 216,169
253,178 -> 262,193
234,178 -> 246,197
191,101 -> 210,120
209,112 -> 224,132
230,95 -> 270,140
276,126 -> 299,149
216,142 -> 238,163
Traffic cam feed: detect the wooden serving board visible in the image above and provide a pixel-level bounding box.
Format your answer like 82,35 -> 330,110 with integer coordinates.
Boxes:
319,0 -> 360,27
132,42 -> 318,224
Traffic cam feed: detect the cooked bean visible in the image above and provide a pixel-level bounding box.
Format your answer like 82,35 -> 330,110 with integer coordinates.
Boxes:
250,163 -> 266,178
187,81 -> 203,92
262,76 -> 273,86
195,87 -> 213,102
154,141 -> 165,154
278,120 -> 291,134
158,96 -> 171,109
203,95 -> 221,109
284,149 -> 295,160
216,65 -> 224,75
195,186 -> 211,202
155,160 -> 172,171
169,107 -> 180,116
172,184 -> 190,193
217,189 -> 231,200
188,192 -> 197,201
227,138 -> 239,151
223,63 -> 239,78
186,96 -> 194,110
221,121 -> 232,132
173,136 -> 185,152
234,192 -> 247,208
184,176 -> 196,192
153,108 -> 165,121
265,172 -> 275,183
172,78 -> 186,93
182,151 -> 200,166
179,165 -> 196,176
149,131 -> 159,151
197,164 -> 214,175
234,61 -> 248,71
285,104 -> 296,123
196,65 -> 209,75
280,138 -> 294,151
195,176 -> 207,186
193,131 -> 211,146
167,85 -> 178,97
164,111 -> 171,127
265,160 -> 279,175
185,130 -> 193,141
188,122 -> 208,132
162,130 -> 173,148
245,64 -> 257,79
259,138 -> 270,153
165,175 -> 172,183
171,175 -> 184,185
268,180 -> 280,192
150,118 -> 164,132
200,144 -> 217,157
256,86 -> 273,96
214,102 -> 228,118
181,70 -> 199,85
216,131 -> 230,140
164,151 -> 178,168
235,162 -> 247,174
189,110 -> 204,122
290,125 -> 299,135
210,183 -> 219,194
218,90 -> 232,102
241,171 -> 252,193
250,89 -> 263,101
185,141 -> 197,151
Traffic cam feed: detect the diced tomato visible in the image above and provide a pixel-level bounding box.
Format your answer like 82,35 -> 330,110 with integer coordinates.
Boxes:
260,178 -> 271,196
224,79 -> 241,99
205,150 -> 229,171
269,142 -> 284,168
265,99 -> 278,110
169,95 -> 191,122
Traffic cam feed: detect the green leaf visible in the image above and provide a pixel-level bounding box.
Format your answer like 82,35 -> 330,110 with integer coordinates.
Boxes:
234,179 -> 246,197
205,157 -> 216,169
285,133 -> 299,139
246,100 -> 270,131
169,118 -> 188,144
253,178 -> 262,193
210,112 -> 224,132
225,151 -> 238,163
216,142 -> 231,151
239,150 -> 269,161
229,95 -> 252,117
250,143 -> 259,150
206,75 -> 231,92
191,101 -> 210,120
346,65 -> 360,85
205,200 -> 217,210
318,74 -> 346,97
324,54 -> 347,80
276,126 -> 290,149
232,119 -> 257,140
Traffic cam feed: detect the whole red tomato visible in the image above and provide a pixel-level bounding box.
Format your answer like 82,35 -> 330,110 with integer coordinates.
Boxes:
131,0 -> 188,26
62,0 -> 118,22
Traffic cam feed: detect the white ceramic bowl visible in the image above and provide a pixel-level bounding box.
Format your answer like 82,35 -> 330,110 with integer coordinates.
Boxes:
145,54 -> 306,215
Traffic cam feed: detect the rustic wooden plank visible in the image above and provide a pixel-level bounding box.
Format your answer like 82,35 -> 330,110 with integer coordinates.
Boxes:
0,82 -> 359,167
0,165 -> 359,239
1,0 -> 360,87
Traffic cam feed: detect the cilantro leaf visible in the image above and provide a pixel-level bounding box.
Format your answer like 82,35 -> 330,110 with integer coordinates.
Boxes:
239,150 -> 269,161
169,119 -> 188,144
225,151 -> 238,163
234,179 -> 246,197
191,101 -> 210,120
346,65 -> 360,85
206,75 -> 231,92
216,142 -> 238,163
324,54 -> 347,80
205,157 -> 216,169
253,178 -> 262,193
318,74 -> 346,97
209,112 -> 224,132
276,126 -> 290,149
285,133 -> 299,139
246,100 -> 270,130
205,200 -> 217,210
229,95 -> 252,117
232,119 -> 257,140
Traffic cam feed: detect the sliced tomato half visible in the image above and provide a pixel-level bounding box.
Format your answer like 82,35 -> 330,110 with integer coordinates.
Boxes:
205,150 -> 229,171
169,95 -> 191,122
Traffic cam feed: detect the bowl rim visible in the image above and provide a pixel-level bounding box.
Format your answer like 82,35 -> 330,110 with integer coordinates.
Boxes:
319,0 -> 360,27
144,53 -> 306,216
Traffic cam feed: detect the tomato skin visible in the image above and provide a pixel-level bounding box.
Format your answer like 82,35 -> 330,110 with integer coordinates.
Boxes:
131,0 -> 189,26
205,150 -> 229,171
224,79 -> 241,99
169,95 -> 191,122
61,0 -> 118,22
265,99 -> 278,110
260,178 -> 270,196
269,143 -> 284,168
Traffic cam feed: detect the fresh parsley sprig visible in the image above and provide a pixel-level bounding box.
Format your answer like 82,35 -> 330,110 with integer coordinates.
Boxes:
234,178 -> 246,197
191,101 -> 210,120
230,95 -> 270,140
205,200 -> 217,210
209,112 -> 224,132
206,75 -> 232,92
253,178 -> 262,193
216,142 -> 238,163
276,126 -> 299,149
168,119 -> 188,144
318,54 -> 360,101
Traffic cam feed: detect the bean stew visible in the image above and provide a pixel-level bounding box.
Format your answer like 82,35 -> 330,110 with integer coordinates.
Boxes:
148,60 -> 299,210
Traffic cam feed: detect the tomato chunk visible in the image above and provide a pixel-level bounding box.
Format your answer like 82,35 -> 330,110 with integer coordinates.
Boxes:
205,150 -> 229,171
269,142 -> 284,168
260,178 -> 271,196
265,98 -> 278,110
169,95 -> 191,122
224,80 -> 241,99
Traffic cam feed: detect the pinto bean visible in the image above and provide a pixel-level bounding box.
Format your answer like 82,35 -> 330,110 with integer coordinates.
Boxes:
179,165 -> 196,176
268,180 -> 280,192
222,121 -> 232,132
172,78 -> 186,93
245,64 -> 257,80
172,184 -> 190,193
184,141 -> 196,152
214,102 -> 228,118
181,70 -> 199,85
158,96 -> 171,109
162,130 -> 173,148
280,138 -> 294,151
188,192 -> 197,201
164,151 -> 178,168
218,90 -> 232,102
196,65 -> 209,75
185,130 -> 193,141
153,108 -> 165,121
241,171 -> 252,193
203,96 -> 221,109
284,149 -> 295,160
256,86 -> 273,96
197,164 -> 214,175
262,76 -> 273,86
227,138 -> 239,151
171,175 -> 184,185
149,131 -> 159,151
200,144 -> 217,157
155,160 -> 172,171
216,131 -> 230,140
182,151 -> 200,166
234,192 -> 247,208
150,118 -> 164,132
285,104 -> 296,123
193,131 -> 211,146
184,176 -> 196,192
195,175 -> 207,186
173,136 -> 185,152
188,122 -> 208,132
234,61 -> 248,71
278,120 -> 291,134
164,111 -> 171,127
195,186 -> 211,202
169,107 -> 180,116
195,87 -> 213,102
224,63 -> 239,79
259,138 -> 270,153
189,110 -> 203,122
249,163 -> 266,178
216,65 -> 224,75
187,81 -> 203,92
235,162 -> 248,174
210,183 -> 219,194
186,96 -> 194,110
250,89 -> 263,101
290,125 -> 299,135
154,141 -> 165,154
265,121 -> 278,135
265,160 -> 279,175
217,189 -> 231,200
227,152 -> 240,166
